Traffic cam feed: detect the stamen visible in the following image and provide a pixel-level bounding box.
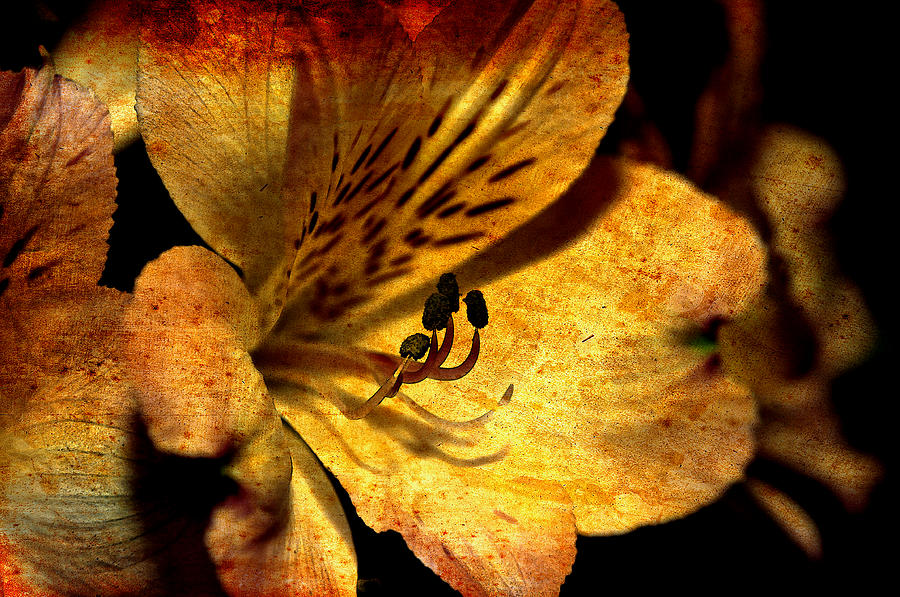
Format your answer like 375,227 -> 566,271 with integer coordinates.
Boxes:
398,330 -> 439,384
397,383 -> 514,430
343,356 -> 413,420
428,328 -> 480,381
345,275 -> 494,418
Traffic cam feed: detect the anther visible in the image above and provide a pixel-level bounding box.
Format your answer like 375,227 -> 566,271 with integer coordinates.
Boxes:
437,273 -> 461,312
400,332 -> 430,360
463,290 -> 488,329
398,330 -> 439,384
422,292 -> 451,330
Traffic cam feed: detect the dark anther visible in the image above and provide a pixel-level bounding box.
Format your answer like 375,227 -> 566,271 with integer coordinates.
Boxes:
463,290 -> 488,329
400,333 -> 431,360
437,272 -> 460,312
422,292 -> 451,331
398,331 -> 439,385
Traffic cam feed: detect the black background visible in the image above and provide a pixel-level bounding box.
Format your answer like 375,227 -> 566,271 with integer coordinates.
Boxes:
2,1 -> 893,594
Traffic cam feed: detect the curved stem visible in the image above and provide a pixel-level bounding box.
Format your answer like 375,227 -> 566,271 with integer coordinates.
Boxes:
400,330 -> 439,384
433,314 -> 454,367
428,329 -> 479,381
343,357 -> 411,420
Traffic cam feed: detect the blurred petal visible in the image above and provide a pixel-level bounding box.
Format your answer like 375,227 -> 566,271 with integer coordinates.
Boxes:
125,245 -> 356,595
52,0 -> 139,151
747,479 -> 822,559
720,125 -> 881,510
687,0 -> 764,185
752,125 -> 874,372
264,159 -> 766,594
137,0 -> 305,332
0,66 -> 219,595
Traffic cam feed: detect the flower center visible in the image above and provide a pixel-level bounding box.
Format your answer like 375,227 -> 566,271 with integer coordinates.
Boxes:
343,272 -> 502,420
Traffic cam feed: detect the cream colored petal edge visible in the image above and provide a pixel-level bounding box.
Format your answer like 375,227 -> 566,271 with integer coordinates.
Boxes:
137,0 -> 303,331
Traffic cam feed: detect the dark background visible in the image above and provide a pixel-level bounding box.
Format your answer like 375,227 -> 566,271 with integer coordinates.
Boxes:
2,1 -> 892,594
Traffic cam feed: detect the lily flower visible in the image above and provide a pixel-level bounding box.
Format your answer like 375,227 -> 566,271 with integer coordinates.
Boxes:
132,0 -> 765,593
2,0 -> 769,595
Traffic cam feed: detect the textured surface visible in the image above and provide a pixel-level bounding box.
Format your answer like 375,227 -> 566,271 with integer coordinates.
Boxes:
264,159 -> 767,595
0,66 -> 356,596
137,0 -> 630,338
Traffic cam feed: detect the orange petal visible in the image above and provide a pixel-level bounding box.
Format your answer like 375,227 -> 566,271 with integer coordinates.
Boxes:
125,246 -> 264,458
264,159 -> 766,594
0,66 -> 219,595
137,0 -> 306,332
1,63 -> 118,426
125,245 -> 357,595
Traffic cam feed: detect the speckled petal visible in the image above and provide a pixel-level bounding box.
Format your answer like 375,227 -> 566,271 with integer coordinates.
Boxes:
125,246 -> 357,596
0,66 -> 217,595
264,159 -> 766,594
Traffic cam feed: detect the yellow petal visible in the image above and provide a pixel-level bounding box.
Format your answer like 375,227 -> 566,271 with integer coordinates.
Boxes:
0,66 -> 220,595
52,0 -> 139,152
265,159 -> 766,594
281,0 -> 628,333
137,0 -> 304,332
137,0 -> 628,337
126,245 -> 357,595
